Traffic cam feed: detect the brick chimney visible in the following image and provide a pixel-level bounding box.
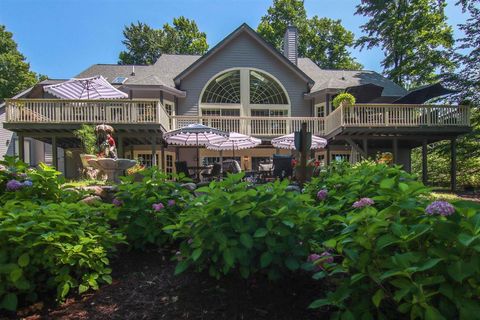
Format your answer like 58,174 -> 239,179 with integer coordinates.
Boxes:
283,26 -> 298,65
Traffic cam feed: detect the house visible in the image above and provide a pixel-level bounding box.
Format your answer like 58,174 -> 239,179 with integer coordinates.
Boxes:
2,24 -> 471,188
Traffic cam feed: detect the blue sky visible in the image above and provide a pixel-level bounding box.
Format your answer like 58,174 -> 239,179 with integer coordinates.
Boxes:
0,0 -> 468,79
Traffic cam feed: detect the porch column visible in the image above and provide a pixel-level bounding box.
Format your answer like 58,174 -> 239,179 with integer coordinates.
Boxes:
362,138 -> 368,159
151,134 -> 157,167
52,136 -> 58,169
393,138 -> 398,164
160,141 -> 165,172
326,145 -> 331,165
422,139 -> 428,185
117,135 -> 124,158
451,138 -> 457,192
130,145 -> 134,159
18,133 -> 25,162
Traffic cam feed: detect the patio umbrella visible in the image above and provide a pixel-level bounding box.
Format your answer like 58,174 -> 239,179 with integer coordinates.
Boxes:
393,82 -> 457,104
163,123 -> 229,172
43,76 -> 128,100
271,133 -> 327,150
206,132 -> 261,158
345,83 -> 384,103
95,124 -> 114,133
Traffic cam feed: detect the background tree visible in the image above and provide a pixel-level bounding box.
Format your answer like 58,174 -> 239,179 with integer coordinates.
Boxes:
118,17 -> 208,65
257,0 -> 361,69
355,0 -> 455,88
0,25 -> 44,102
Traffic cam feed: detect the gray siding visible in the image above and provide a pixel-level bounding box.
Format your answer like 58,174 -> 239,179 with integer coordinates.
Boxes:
177,32 -> 311,116
0,110 -> 13,159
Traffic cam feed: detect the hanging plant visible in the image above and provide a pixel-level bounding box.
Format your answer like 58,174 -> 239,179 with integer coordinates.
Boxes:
332,92 -> 356,109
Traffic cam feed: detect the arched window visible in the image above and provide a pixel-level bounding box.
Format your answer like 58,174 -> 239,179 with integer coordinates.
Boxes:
201,70 -> 241,104
249,70 -> 288,105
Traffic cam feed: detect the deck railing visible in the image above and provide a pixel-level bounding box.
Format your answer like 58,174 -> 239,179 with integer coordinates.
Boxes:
5,99 -> 470,137
171,116 -> 325,136
5,99 -> 171,130
324,104 -> 470,135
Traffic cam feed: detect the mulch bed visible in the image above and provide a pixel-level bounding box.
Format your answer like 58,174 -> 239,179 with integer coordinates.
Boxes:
16,250 -> 328,320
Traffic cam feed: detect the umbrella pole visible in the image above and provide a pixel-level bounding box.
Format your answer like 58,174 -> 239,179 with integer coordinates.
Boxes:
196,134 -> 200,180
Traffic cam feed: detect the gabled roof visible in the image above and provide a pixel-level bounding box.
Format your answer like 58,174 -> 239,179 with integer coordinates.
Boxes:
173,23 -> 314,87
298,58 -> 407,97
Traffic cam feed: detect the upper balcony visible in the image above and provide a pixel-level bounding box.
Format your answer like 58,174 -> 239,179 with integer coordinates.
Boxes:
4,99 -> 471,138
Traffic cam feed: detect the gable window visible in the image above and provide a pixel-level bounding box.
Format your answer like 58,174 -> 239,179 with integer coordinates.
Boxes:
249,71 -> 288,105
201,70 -> 241,104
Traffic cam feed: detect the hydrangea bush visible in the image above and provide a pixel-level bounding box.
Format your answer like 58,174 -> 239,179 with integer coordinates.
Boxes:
114,167 -> 193,249
166,173 -> 321,280
307,161 -> 480,319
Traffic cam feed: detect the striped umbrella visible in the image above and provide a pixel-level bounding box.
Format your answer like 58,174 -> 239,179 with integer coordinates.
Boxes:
43,76 -> 128,99
164,123 -> 229,171
206,132 -> 261,158
271,133 -> 327,150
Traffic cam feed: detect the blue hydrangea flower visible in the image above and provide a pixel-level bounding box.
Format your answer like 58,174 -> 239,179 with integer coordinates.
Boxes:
425,201 -> 455,216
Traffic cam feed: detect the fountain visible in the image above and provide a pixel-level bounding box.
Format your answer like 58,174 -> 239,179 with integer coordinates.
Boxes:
88,158 -> 136,183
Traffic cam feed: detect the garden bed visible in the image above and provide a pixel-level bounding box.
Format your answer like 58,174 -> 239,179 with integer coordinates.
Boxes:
20,250 -> 327,320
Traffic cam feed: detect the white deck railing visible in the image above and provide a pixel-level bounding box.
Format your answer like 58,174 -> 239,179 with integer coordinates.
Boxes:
4,99 -> 470,137
5,99 -> 171,130
171,116 -> 325,136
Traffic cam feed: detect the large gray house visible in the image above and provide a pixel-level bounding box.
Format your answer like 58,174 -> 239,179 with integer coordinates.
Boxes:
1,24 -> 471,188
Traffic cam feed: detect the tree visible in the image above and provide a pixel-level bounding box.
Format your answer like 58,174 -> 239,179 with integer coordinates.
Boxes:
257,0 -> 361,70
355,0 -> 455,88
0,25 -> 43,102
118,17 -> 208,65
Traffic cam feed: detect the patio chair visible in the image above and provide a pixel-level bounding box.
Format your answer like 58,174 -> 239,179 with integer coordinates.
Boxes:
222,159 -> 242,175
175,161 -> 192,179
202,163 -> 222,181
272,154 -> 293,180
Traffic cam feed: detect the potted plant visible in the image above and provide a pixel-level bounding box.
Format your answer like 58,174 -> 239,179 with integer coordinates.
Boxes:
333,92 -> 356,122
73,124 -> 98,168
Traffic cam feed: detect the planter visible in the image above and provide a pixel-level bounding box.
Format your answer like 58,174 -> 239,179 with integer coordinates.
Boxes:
80,154 -> 97,168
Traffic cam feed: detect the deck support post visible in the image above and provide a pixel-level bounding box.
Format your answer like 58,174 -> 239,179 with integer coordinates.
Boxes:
422,139 -> 428,185
18,133 -> 25,162
151,134 -> 157,167
451,138 -> 457,192
160,139 -> 165,172
52,136 -> 58,169
362,138 -> 368,159
326,145 -> 331,166
117,135 -> 124,158
130,145 -> 134,159
393,138 -> 398,164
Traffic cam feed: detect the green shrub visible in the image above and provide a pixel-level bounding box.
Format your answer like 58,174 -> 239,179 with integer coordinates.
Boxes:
307,162 -> 480,319
0,200 -> 124,312
0,156 -> 80,205
332,92 -> 355,109
167,173 -> 321,280
114,168 -> 193,249
73,124 -> 98,155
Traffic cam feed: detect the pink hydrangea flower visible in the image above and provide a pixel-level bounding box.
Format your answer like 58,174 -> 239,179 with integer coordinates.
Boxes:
167,199 -> 176,207
307,251 -> 334,271
317,189 -> 328,201
112,198 -> 123,207
352,197 -> 375,208
152,203 -> 165,211
6,180 -> 23,191
425,201 -> 455,216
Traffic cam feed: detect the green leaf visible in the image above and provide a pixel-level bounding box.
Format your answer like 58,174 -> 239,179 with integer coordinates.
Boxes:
17,253 -> 30,268
323,239 -> 337,249
1,293 -> 18,311
376,234 -> 399,250
417,258 -> 443,272
425,306 -> 446,320
308,298 -> 331,309
398,182 -> 409,192
254,228 -> 268,238
285,257 -> 300,270
458,233 -> 479,247
372,289 -> 385,308
9,268 -> 22,282
447,260 -> 476,283
174,260 -> 190,275
260,252 -> 273,268
380,178 -> 395,189
78,284 -> 89,294
223,249 -> 235,267
239,233 -> 253,249
60,282 -> 70,298
191,248 -> 202,261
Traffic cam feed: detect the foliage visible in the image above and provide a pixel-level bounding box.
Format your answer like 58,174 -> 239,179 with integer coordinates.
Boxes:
114,168 -> 193,249
0,156 -> 80,205
257,0 -> 362,70
118,17 -> 208,65
0,25 -> 45,102
0,200 -> 124,311
73,124 -> 98,155
355,0 -> 455,88
167,173 -> 320,280
307,162 -> 480,319
332,92 -> 356,109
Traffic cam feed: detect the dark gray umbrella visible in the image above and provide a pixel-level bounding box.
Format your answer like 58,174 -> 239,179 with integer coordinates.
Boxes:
394,83 -> 457,104
345,83 -> 384,103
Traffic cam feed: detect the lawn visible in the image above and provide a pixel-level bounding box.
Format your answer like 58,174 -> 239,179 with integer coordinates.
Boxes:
1,157 -> 480,320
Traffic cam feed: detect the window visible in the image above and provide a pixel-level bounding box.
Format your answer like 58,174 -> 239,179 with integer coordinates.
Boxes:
14,139 -> 31,165
201,70 -> 241,104
202,109 -> 240,116
165,154 -> 174,174
136,153 -> 159,167
315,104 -> 325,117
165,103 -> 174,128
332,153 -> 350,163
250,109 -> 288,117
112,77 -> 128,84
249,70 -> 288,105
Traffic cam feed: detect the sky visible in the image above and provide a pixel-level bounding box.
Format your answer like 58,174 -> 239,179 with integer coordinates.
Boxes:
0,0 -> 469,79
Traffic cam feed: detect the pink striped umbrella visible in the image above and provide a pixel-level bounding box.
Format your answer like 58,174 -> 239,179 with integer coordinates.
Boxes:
43,76 -> 128,99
